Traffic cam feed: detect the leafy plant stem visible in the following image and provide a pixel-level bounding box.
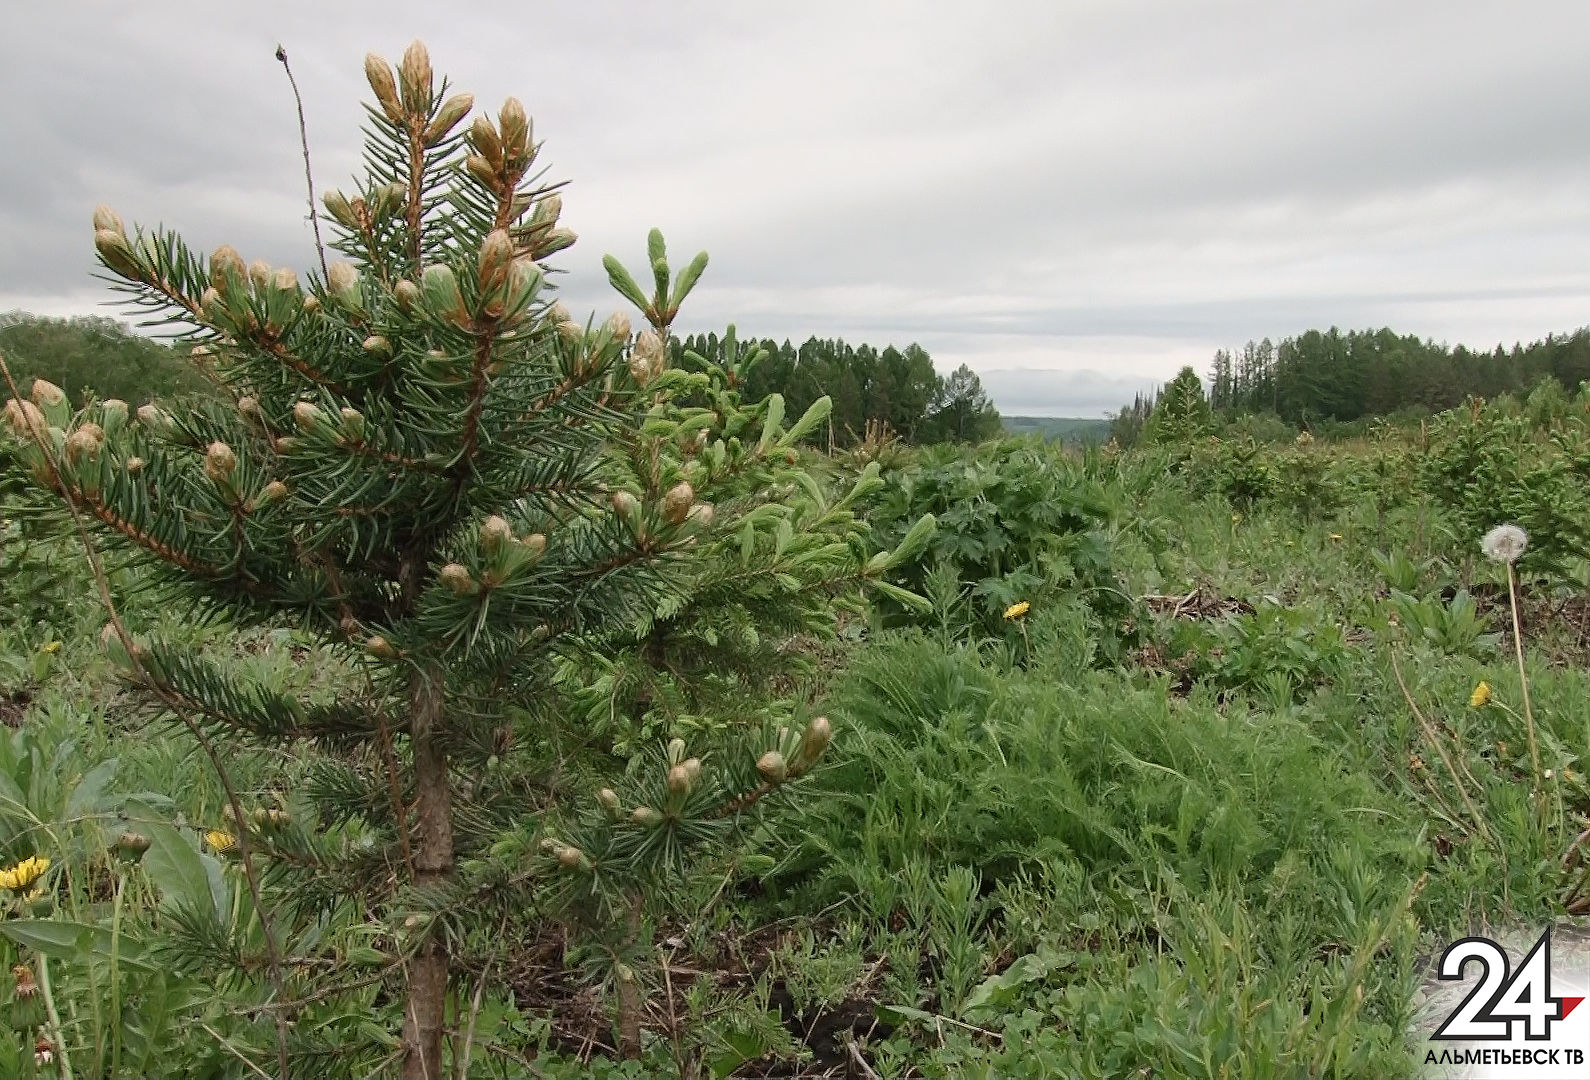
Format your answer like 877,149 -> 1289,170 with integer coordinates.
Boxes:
38,954 -> 74,1080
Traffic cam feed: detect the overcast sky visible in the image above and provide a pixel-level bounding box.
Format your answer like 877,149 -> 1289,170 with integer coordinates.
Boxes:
4,2 -> 1589,416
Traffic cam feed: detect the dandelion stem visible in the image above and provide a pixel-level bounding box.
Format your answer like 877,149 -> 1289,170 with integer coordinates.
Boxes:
1505,563 -> 1541,787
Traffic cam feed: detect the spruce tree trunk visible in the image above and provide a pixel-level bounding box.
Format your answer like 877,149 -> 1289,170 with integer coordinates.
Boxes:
617,892 -> 645,1058
402,668 -> 454,1080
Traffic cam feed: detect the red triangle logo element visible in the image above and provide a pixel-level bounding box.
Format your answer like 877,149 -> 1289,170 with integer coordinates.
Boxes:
1561,996 -> 1584,1020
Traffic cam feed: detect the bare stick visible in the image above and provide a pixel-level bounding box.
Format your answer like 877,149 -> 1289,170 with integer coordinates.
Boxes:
847,1040 -> 882,1080
1389,649 -> 1497,852
276,45 -> 329,281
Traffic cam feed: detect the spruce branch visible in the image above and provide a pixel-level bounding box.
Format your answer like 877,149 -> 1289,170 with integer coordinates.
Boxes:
2,353 -> 295,1080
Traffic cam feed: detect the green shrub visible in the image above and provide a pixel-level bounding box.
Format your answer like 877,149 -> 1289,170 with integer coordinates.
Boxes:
863,438 -> 1135,661
0,313 -> 213,406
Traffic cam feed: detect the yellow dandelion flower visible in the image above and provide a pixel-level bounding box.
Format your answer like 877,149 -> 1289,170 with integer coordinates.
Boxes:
40,641 -> 61,655
0,855 -> 50,892
205,830 -> 238,854
1003,600 -> 1030,620
1469,681 -> 1491,708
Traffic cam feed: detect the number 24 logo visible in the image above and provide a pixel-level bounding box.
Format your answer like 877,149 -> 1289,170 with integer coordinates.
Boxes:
1432,929 -> 1584,1041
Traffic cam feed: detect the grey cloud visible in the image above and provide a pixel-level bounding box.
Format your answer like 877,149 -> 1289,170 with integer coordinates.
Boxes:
5,1 -> 1589,418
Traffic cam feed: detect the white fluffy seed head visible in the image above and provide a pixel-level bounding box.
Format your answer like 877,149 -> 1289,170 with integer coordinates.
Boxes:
1481,524 -> 1529,564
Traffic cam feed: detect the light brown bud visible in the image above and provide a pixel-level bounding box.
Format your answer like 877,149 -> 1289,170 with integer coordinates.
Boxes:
610,489 -> 640,521
548,301 -> 571,325
666,763 -> 692,796
519,532 -> 546,559
204,441 -> 237,483
136,404 -> 174,437
94,228 -> 141,277
685,502 -> 714,529
468,116 -> 503,166
681,757 -> 701,785
362,334 -> 390,355
237,395 -> 260,418
301,294 -> 321,313
631,806 -> 662,826
481,515 -> 513,554
597,788 -> 621,813
199,286 -> 225,323
124,456 -> 146,474
364,635 -> 397,659
667,737 -> 687,763
797,716 -> 832,767
364,53 -> 404,122
271,266 -> 299,294
438,563 -> 478,596
323,189 -> 358,228
30,380 -> 65,411
248,259 -> 272,292
101,397 -> 129,429
604,311 -> 632,344
256,479 -> 288,506
539,226 -> 576,257
399,40 -> 433,114
338,407 -> 366,442
630,328 -> 665,385
209,245 -> 246,291
65,423 -> 105,464
423,92 -> 474,145
293,401 -> 324,432
498,96 -> 529,160
394,279 -> 421,310
756,750 -> 788,783
556,844 -> 585,870
478,229 -> 514,295
663,481 -> 694,526
327,261 -> 360,298
93,204 -> 125,236
465,154 -> 500,191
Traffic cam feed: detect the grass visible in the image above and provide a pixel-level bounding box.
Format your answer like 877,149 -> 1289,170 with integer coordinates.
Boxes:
2,414 -> 1589,1077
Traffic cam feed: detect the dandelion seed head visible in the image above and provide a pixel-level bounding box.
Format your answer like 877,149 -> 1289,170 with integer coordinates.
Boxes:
1481,524 -> 1528,564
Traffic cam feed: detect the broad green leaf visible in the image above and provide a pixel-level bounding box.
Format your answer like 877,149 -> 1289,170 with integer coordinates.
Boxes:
65,756 -> 118,821
0,918 -> 92,959
128,801 -> 217,921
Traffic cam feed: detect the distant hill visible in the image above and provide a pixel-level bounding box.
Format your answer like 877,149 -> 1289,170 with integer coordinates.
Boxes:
1001,416 -> 1114,444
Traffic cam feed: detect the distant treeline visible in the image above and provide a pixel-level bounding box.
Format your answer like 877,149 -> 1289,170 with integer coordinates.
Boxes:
1112,325 -> 1590,444
1002,416 -> 1114,444
0,312 -> 212,404
1208,326 -> 1590,423
0,314 -> 1002,450
676,331 -> 1002,447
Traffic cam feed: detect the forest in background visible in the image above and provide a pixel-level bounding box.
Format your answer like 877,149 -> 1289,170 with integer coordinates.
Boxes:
0,314 -> 1005,450
1112,324 -> 1590,445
